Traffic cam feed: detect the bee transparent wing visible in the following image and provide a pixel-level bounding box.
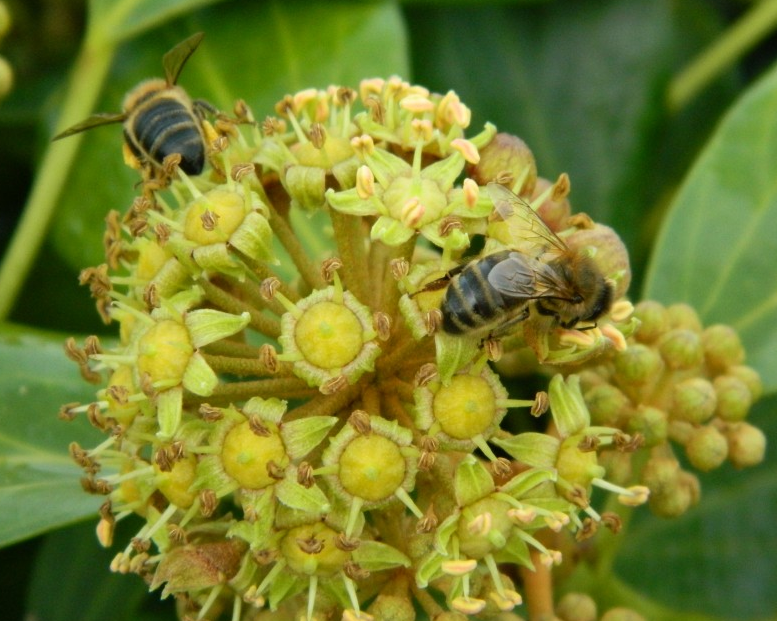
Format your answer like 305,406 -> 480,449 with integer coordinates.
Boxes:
163,32 -> 205,85
52,112 -> 127,140
487,182 -> 568,258
488,252 -> 577,301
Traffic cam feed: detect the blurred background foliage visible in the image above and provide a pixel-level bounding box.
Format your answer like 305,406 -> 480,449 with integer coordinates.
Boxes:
0,1 -> 775,620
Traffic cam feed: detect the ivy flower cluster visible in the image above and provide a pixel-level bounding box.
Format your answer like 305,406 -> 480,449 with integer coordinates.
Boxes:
62,75 -> 763,621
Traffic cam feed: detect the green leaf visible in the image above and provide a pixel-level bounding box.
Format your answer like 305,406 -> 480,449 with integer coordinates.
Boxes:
612,394 -> 777,620
643,60 -> 777,394
89,0 -> 228,42
50,0 -> 408,273
26,520 -> 166,621
0,328 -> 106,548
405,0 -> 737,276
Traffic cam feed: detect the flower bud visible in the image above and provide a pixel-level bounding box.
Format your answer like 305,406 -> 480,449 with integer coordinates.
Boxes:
727,365 -> 763,402
657,328 -> 703,370
685,425 -> 728,472
612,344 -> 664,399
626,405 -> 668,447
632,300 -> 668,344
640,454 -> 680,494
702,324 -> 745,371
665,303 -> 702,331
366,595 -> 416,621
467,132 -> 537,193
556,592 -> 597,621
713,375 -> 753,422
725,422 -> 766,468
670,377 -> 716,424
584,383 -> 631,427
600,608 -> 647,621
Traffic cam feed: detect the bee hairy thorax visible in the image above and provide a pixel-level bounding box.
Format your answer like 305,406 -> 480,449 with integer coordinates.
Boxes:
535,256 -> 613,328
124,84 -> 205,175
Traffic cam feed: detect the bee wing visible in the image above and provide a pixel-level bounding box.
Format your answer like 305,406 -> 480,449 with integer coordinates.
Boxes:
163,32 -> 205,85
52,112 -> 127,140
487,182 -> 568,258
488,252 -> 577,301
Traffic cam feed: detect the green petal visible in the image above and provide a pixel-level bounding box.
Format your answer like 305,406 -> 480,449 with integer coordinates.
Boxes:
492,432 -> 560,469
281,416 -> 338,460
274,477 -> 331,516
182,351 -> 219,397
285,164 -> 327,211
156,387 -> 183,440
549,374 -> 591,437
370,215 -> 415,246
435,332 -> 480,385
185,309 -> 251,348
352,540 -> 411,571
325,187 -> 381,216
230,211 -> 276,264
243,396 -> 288,423
454,454 -> 494,507
498,467 -> 557,498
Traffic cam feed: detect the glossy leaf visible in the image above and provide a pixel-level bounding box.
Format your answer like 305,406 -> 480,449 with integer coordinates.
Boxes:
643,60 -> 777,393
26,520 -> 170,621
50,1 -> 408,272
0,328 -> 106,547
89,0 -> 228,42
405,0 -> 736,274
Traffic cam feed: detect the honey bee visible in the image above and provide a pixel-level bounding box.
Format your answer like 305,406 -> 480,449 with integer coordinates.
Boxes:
434,182 -> 613,336
53,32 -> 213,177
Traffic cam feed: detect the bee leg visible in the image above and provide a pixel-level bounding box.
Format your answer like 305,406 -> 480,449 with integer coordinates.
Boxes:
412,264 -> 466,297
488,305 -> 530,339
193,98 -> 219,118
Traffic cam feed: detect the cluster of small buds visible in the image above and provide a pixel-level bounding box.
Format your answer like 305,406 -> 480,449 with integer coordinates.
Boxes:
61,72 -> 760,621
579,301 -> 765,517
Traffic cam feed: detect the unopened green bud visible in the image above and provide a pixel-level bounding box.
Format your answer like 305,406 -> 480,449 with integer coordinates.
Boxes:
366,594 -> 416,621
632,300 -> 668,344
600,608 -> 647,621
556,592 -> 597,621
685,425 -> 728,471
599,450 -> 632,486
670,377 -> 716,424
467,132 -> 537,193
627,405 -> 667,447
648,478 -> 694,518
613,344 -> 663,397
585,383 -> 631,426
640,455 -> 680,494
713,375 -> 752,422
665,303 -> 702,331
702,324 -> 745,371
657,328 -> 703,370
727,365 -> 763,401
725,422 -> 766,468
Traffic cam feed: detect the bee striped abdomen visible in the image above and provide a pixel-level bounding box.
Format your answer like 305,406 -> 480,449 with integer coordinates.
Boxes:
442,251 -> 511,334
130,95 -> 204,175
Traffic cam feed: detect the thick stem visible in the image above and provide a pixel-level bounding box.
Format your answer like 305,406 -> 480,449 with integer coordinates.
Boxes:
329,209 -> 370,305
267,203 -> 326,291
520,549 -> 554,621
187,378 -> 316,405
